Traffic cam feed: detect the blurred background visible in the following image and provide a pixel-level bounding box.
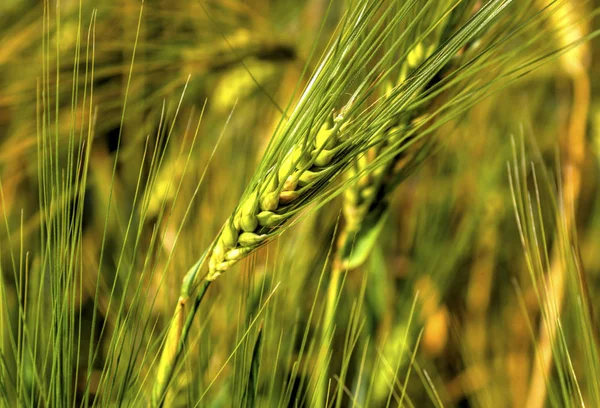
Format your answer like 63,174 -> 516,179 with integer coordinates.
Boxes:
0,0 -> 599,407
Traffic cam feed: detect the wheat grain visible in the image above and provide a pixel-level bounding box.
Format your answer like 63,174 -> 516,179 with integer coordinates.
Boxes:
206,113 -> 346,280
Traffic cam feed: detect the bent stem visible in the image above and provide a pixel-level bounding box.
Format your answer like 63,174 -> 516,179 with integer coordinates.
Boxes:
152,258 -> 211,407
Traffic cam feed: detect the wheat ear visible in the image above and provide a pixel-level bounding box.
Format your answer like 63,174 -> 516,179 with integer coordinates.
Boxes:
152,0 -> 541,403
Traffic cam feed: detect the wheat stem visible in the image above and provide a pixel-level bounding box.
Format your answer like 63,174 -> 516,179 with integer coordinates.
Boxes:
525,1 -> 590,407
152,263 -> 210,407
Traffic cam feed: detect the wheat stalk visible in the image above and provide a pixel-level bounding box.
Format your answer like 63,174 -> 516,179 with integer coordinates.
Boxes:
337,1 -> 476,270
316,2 -> 482,404
319,0 -> 597,403
151,0 -> 586,404
525,1 -> 591,407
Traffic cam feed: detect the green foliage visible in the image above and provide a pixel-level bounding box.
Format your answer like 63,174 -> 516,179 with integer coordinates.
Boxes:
0,0 -> 599,407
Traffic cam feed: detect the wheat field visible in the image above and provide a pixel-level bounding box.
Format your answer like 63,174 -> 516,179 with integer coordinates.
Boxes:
0,0 -> 599,407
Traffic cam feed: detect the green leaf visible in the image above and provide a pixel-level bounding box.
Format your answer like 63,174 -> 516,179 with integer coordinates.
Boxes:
341,203 -> 389,270
242,324 -> 263,408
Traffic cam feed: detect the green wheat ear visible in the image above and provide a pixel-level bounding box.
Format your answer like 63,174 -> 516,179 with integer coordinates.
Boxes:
152,0 -> 600,403
204,0 -> 527,282
205,0 -> 579,280
337,0 -> 472,269
206,113 -> 343,280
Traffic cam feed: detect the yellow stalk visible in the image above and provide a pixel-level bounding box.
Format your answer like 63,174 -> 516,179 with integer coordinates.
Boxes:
526,2 -> 590,407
